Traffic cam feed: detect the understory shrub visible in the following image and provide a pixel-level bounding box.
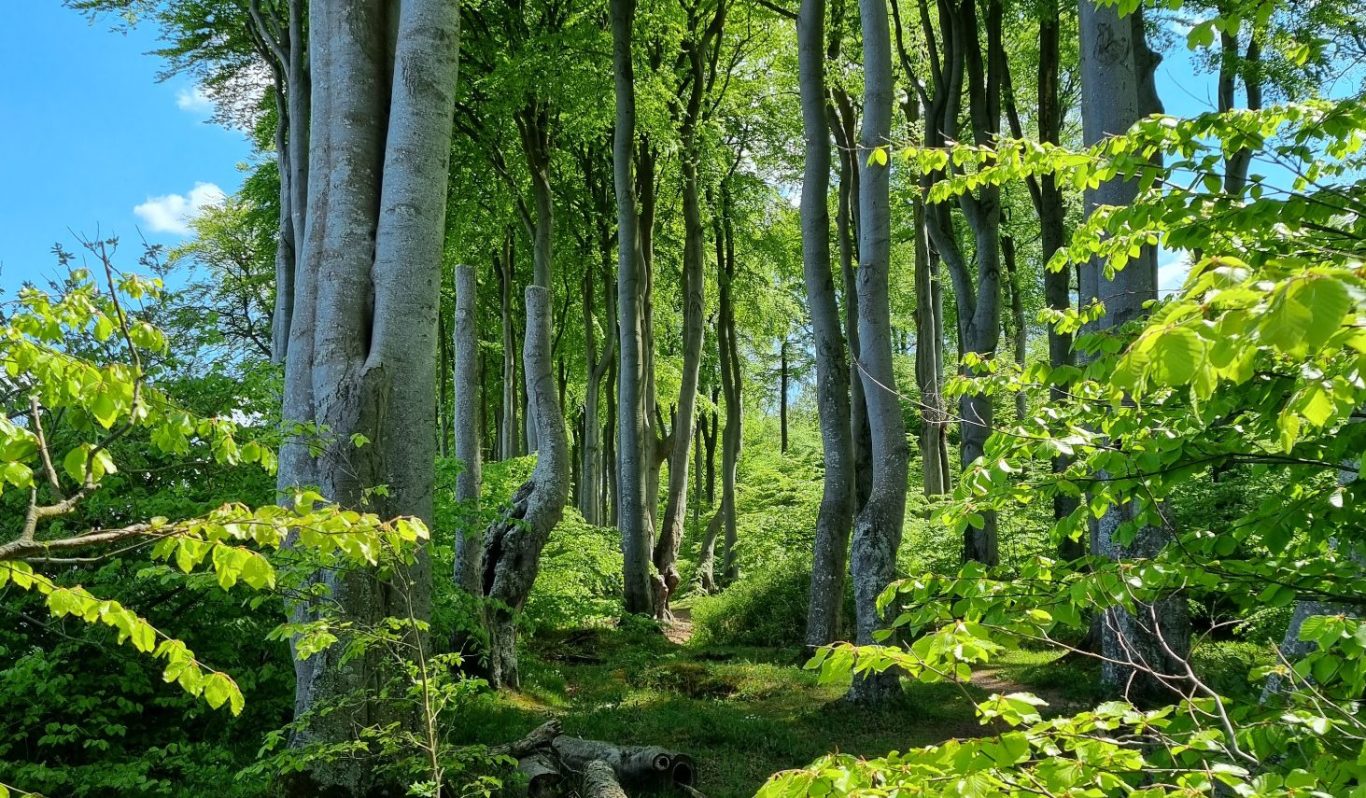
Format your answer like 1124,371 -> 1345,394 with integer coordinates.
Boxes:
691,556 -> 817,648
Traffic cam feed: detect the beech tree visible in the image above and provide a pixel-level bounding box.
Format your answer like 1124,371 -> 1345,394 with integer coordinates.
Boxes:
847,0 -> 910,704
272,0 -> 460,792
797,0 -> 856,649
612,0 -> 655,616
1077,0 -> 1190,701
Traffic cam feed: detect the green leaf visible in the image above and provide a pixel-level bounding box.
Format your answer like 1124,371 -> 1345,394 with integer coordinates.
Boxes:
91,391 -> 118,429
62,445 -> 89,483
1149,327 -> 1206,386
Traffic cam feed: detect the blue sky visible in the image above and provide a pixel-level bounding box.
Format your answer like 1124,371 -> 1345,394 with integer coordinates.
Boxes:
0,3 -> 253,294
0,3 -> 1222,299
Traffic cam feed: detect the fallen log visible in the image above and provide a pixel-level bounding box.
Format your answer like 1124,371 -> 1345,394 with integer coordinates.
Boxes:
582,760 -> 629,798
494,720 -> 564,759
551,737 -> 695,790
517,753 -> 563,798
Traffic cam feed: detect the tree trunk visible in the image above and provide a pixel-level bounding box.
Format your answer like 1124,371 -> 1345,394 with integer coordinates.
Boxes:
612,0 -> 656,617
605,355 -> 618,526
581,265 -> 614,526
1217,3 -> 1260,195
1039,0 -> 1078,540
847,0 -> 909,705
655,7 -> 723,616
498,231 -> 521,461
1079,0 -> 1190,704
1002,234 -> 1028,421
830,87 -> 873,512
278,0 -> 459,791
913,202 -> 950,498
891,66 -> 950,500
454,263 -> 483,595
799,0 -> 855,650
716,183 -> 743,585
481,285 -> 571,688
254,0 -> 309,364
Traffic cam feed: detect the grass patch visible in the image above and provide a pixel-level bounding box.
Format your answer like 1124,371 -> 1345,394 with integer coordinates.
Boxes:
449,626 -> 1105,798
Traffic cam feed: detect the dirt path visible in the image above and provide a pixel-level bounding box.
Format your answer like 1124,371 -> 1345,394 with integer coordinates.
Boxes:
664,606 -> 694,645
970,666 -> 1082,712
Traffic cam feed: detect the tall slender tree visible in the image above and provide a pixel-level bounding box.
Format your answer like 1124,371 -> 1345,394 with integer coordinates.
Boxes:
847,0 -> 910,704
612,0 -> 656,616
1078,0 -> 1190,702
453,263 -> 482,594
654,0 -> 729,618
798,0 -> 856,650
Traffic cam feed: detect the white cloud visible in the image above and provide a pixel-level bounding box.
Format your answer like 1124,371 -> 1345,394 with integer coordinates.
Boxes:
133,182 -> 226,235
1158,251 -> 1192,298
175,85 -> 214,115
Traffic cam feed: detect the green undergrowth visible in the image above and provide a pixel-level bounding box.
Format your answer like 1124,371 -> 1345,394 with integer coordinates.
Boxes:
449,624 -> 1065,798
445,621 -> 1277,798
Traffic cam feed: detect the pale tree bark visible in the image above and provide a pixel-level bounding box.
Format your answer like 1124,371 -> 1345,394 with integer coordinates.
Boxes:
799,0 -> 856,650
847,0 -> 909,705
827,7 -> 874,511
497,229 -> 521,461
1079,0 -> 1190,703
716,182 -> 743,585
480,286 -> 571,688
249,0 -> 310,365
277,0 -> 459,792
888,9 -> 950,498
578,148 -> 617,526
454,263 -> 482,595
516,98 -> 555,454
913,201 -> 951,497
637,143 -> 672,535
612,0 -> 656,616
655,0 -> 726,618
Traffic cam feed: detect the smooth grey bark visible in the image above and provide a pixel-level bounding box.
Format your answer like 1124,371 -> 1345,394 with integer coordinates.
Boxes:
886,20 -> 951,499
715,183 -> 743,585
1079,0 -> 1190,703
633,140 -> 667,534
830,81 -> 874,512
913,200 -> 951,497
581,248 -> 616,526
277,0 -> 459,792
847,0 -> 910,705
480,286 -> 570,688
497,231 -> 521,461
454,263 -> 482,594
515,98 -> 554,455
249,0 -> 309,365
655,0 -> 725,618
612,0 -> 656,616
799,0 -> 856,650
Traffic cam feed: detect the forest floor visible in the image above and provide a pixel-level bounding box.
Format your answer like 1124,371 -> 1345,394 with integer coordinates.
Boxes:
456,605 -> 1102,798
